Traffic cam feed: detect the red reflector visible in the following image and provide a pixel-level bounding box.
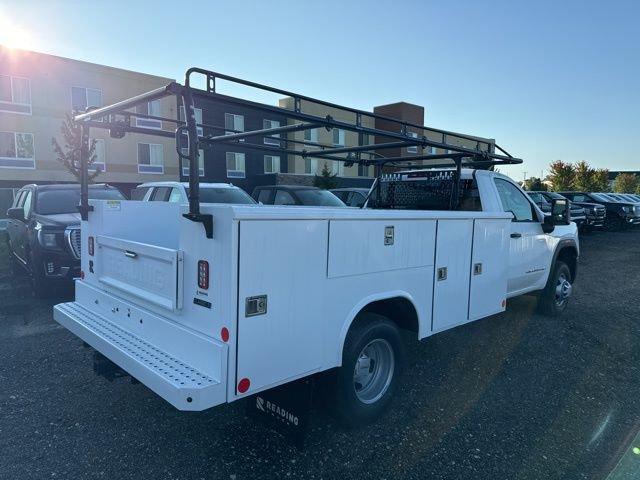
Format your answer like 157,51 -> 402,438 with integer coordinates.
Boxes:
80,270 -> 85,280
197,260 -> 209,290
88,236 -> 94,256
221,327 -> 229,343
238,378 -> 250,394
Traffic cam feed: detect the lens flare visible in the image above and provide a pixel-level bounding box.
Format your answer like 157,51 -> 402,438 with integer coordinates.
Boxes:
0,11 -> 34,50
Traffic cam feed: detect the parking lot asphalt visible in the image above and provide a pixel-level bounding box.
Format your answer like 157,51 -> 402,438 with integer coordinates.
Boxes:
1,229 -> 640,480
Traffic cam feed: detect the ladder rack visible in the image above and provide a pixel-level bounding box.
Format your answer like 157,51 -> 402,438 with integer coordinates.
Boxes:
73,66 -> 523,237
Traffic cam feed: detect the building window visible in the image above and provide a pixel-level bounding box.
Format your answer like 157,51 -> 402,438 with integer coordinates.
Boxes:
332,128 -> 345,146
264,155 -> 280,174
89,139 -> 106,172
304,158 -> 318,175
71,86 -> 102,112
0,75 -> 31,114
263,119 -> 280,145
329,161 -> 344,176
407,132 -> 418,153
136,100 -> 162,129
304,128 -> 318,143
0,131 -> 34,169
358,164 -> 369,177
225,113 -> 244,138
137,143 -> 164,173
431,146 -> 437,154
181,148 -> 205,177
179,106 -> 204,137
361,133 -> 370,146
226,152 -> 245,178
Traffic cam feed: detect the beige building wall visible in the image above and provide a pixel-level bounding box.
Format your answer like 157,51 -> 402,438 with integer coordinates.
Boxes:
278,97 -> 376,179
0,47 -> 177,187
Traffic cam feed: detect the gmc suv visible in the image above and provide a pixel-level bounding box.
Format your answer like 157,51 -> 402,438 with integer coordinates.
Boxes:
6,184 -> 125,296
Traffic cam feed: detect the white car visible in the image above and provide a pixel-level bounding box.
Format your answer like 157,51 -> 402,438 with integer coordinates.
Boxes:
133,181 -> 256,205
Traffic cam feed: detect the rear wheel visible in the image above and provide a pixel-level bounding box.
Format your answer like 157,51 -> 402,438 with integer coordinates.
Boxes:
330,313 -> 405,427
537,261 -> 572,316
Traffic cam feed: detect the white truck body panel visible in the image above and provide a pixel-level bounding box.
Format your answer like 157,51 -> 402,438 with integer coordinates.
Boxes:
53,170 -> 578,411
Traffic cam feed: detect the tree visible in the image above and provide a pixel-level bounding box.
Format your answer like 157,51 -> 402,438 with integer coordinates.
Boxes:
52,113 -> 100,182
523,177 -> 547,191
573,161 -> 594,191
313,162 -> 339,190
591,168 -> 610,192
613,173 -> 639,193
546,160 -> 575,191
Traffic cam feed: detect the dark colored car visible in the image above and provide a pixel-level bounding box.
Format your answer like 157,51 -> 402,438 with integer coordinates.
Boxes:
559,191 -> 640,230
530,191 -> 605,230
330,188 -> 371,207
252,185 -> 346,207
6,184 -> 126,296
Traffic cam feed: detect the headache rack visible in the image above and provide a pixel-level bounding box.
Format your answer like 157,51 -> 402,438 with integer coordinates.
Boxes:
73,67 -> 523,237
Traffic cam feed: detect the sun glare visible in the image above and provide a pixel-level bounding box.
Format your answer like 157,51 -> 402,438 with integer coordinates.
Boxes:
0,11 -> 34,50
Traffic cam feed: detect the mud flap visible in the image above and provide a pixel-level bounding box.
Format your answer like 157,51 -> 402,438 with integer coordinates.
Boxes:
245,377 -> 314,449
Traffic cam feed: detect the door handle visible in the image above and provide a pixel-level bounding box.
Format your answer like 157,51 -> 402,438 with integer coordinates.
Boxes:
124,250 -> 138,259
510,233 -> 522,238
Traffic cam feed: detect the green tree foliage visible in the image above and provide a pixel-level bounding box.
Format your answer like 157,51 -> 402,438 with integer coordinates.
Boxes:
573,161 -> 594,191
613,173 -> 639,193
523,177 -> 547,191
590,169 -> 610,192
546,160 -> 575,191
52,113 -> 100,182
313,162 -> 339,190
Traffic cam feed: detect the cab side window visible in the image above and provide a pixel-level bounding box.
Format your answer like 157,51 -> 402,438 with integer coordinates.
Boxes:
256,189 -> 272,204
494,179 -> 534,222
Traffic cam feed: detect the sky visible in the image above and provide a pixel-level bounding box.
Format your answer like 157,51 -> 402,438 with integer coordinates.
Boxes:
1,0 -> 639,180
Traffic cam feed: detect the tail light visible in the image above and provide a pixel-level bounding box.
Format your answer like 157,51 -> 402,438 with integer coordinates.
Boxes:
88,236 -> 94,256
198,260 -> 209,289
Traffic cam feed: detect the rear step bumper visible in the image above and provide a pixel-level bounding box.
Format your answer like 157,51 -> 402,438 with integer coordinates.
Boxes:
54,300 -> 227,411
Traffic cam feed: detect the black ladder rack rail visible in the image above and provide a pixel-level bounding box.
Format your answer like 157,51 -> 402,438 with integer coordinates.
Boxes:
73,67 -> 523,237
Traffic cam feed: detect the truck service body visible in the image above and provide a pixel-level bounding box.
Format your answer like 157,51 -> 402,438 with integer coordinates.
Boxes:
52,68 -> 579,424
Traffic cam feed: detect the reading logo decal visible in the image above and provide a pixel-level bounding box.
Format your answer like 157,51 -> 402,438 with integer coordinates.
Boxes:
255,396 -> 299,426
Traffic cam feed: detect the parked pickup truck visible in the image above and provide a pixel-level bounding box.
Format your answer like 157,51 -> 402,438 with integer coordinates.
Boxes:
530,191 -> 606,231
54,167 -> 578,425
526,191 -> 587,230
559,191 -> 640,230
6,184 -> 125,296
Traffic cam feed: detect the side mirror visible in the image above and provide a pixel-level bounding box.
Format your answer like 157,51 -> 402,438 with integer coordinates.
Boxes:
542,199 -> 570,233
7,207 -> 24,221
551,198 -> 571,225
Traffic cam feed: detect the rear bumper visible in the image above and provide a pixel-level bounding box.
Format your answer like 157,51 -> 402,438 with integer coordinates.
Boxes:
53,283 -> 228,411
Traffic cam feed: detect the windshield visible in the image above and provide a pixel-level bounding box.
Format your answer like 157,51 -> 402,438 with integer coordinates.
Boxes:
545,191 -> 566,200
528,192 -> 548,204
186,187 -> 255,204
295,189 -> 345,206
591,193 -> 612,202
36,188 -> 125,215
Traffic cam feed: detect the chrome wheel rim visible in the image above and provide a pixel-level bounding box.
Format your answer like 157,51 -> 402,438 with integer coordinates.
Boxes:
353,339 -> 395,404
555,272 -> 572,307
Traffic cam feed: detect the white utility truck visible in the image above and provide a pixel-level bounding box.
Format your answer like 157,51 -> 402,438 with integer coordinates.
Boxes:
53,68 -> 578,426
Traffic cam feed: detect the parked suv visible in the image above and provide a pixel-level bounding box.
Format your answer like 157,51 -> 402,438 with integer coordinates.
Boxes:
330,188 -> 370,207
6,184 -> 125,296
252,185 -> 346,206
133,182 -> 256,204
527,192 -> 587,230
529,191 -> 604,230
559,192 -> 640,230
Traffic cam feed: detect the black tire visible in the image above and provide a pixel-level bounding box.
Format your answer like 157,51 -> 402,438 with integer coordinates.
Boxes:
9,252 -> 24,277
537,261 -> 572,316
330,313 -> 405,427
606,215 -> 625,231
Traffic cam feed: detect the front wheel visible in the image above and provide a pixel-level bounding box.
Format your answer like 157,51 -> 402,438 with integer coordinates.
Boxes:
537,261 -> 572,316
330,313 -> 405,427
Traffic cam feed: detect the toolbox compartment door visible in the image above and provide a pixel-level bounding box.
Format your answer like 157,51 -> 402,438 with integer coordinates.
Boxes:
236,219 -> 327,396
95,235 -> 184,312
